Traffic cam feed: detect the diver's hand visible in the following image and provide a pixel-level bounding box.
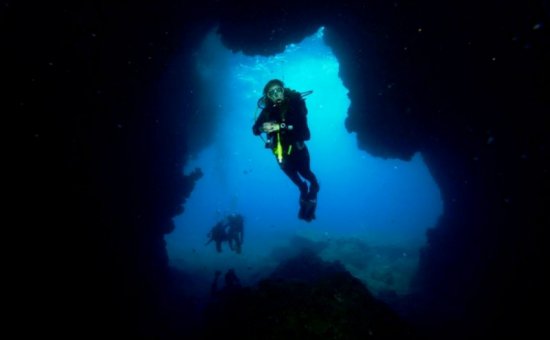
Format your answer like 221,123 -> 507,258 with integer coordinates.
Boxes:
262,122 -> 280,133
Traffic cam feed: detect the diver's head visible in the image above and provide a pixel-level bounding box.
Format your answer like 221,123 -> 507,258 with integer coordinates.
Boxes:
264,79 -> 285,106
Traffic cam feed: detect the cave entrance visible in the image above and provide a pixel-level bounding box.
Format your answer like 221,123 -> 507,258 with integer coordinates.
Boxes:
166,27 -> 442,297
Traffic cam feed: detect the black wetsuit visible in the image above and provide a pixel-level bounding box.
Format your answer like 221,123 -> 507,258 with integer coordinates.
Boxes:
227,215 -> 244,253
252,90 -> 319,201
206,222 -> 227,252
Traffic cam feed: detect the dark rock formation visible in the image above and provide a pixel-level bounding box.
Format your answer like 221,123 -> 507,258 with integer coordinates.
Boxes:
202,251 -> 418,339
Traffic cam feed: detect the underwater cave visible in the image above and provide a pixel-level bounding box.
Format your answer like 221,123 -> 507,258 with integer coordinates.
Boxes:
18,1 -> 548,338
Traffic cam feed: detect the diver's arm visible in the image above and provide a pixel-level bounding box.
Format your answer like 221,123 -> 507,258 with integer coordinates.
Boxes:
254,114 -> 282,134
252,110 -> 268,135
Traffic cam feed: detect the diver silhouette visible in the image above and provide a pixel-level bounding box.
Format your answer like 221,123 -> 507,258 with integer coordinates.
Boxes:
226,213 -> 244,254
206,213 -> 245,253
205,220 -> 228,253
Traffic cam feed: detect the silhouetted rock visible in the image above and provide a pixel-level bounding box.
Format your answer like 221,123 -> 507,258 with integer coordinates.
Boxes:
201,252 -> 418,339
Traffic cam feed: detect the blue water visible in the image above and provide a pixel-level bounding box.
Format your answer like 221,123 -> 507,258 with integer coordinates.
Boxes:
166,27 -> 442,295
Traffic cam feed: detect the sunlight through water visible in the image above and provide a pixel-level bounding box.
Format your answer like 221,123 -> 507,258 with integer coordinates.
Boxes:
166,27 -> 443,296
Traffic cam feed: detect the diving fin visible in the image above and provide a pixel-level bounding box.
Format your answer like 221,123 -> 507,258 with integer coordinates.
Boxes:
298,198 -> 317,222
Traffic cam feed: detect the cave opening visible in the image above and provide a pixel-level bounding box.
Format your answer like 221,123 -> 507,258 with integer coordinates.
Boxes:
165,27 -> 443,297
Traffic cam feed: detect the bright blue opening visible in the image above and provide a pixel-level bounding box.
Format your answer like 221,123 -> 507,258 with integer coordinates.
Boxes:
166,27 -> 443,295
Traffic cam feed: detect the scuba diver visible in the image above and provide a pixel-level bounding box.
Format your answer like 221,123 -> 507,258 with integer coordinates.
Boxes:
210,269 -> 242,296
206,213 -> 245,253
226,213 -> 244,254
205,220 -> 228,253
252,79 -> 319,222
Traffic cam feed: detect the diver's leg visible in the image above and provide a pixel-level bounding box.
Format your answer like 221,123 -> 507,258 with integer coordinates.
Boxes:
290,146 -> 318,222
281,152 -> 316,221
280,161 -> 308,199
295,146 -> 319,200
